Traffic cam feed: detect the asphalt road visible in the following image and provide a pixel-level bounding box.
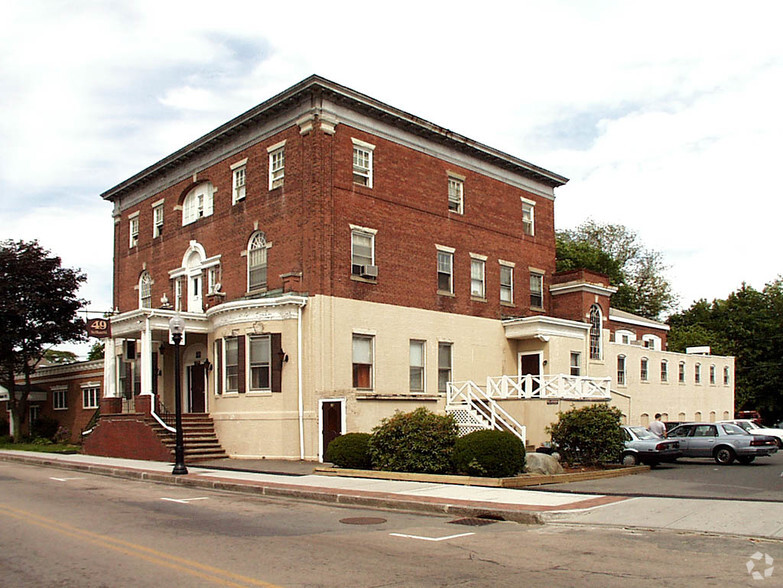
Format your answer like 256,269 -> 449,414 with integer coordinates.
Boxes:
1,460 -> 778,587
543,448 -> 783,501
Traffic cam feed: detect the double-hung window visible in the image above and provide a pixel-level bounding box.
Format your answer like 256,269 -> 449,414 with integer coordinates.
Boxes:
129,213 -> 139,248
437,247 -> 454,294
617,355 -> 627,386
438,342 -> 452,394
409,340 -> 425,392
530,272 -> 544,308
640,357 -> 649,381
249,335 -> 271,391
182,183 -> 214,225
152,201 -> 164,237
268,142 -> 285,189
248,232 -> 268,291
350,226 -> 376,278
499,263 -> 514,304
661,360 -> 669,382
710,365 -> 716,385
139,272 -> 152,309
53,388 -> 67,410
521,197 -> 535,236
678,362 -> 686,383
570,352 -> 581,376
694,363 -> 701,384
225,337 -> 239,393
231,159 -> 247,203
352,335 -> 373,389
448,176 -> 464,214
724,366 -> 730,385
352,138 -> 374,187
82,385 -> 99,409
470,256 -> 486,299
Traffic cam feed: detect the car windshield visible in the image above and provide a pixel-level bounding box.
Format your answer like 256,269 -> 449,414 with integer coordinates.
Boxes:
721,423 -> 748,435
744,421 -> 761,430
734,421 -> 753,432
629,427 -> 659,440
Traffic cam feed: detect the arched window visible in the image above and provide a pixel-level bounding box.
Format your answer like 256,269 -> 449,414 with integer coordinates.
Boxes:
139,271 -> 152,308
723,366 -> 730,385
660,359 -> 669,382
182,182 -> 214,226
640,357 -> 649,381
589,305 -> 602,360
248,232 -> 268,291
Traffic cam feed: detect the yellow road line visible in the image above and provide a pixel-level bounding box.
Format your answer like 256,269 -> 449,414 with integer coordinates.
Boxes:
0,504 -> 280,587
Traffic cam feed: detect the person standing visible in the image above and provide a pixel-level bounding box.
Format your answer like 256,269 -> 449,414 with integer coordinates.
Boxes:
649,413 -> 667,437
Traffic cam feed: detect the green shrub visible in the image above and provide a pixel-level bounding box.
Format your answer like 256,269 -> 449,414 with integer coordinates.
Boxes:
368,408 -> 458,474
547,404 -> 625,466
0,419 -> 8,436
31,416 -> 59,441
325,432 -> 372,469
453,430 -> 526,478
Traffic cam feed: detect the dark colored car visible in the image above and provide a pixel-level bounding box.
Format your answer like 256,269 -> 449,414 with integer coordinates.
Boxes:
667,422 -> 778,465
620,426 -> 682,466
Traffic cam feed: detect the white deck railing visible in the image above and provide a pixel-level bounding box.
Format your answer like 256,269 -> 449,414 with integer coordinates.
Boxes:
446,381 -> 527,444
485,374 -> 611,400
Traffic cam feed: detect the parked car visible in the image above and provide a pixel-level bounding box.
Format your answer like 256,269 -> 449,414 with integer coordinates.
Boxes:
663,421 -> 683,433
620,426 -> 682,466
719,419 -> 783,448
735,410 -> 763,425
667,422 -> 778,465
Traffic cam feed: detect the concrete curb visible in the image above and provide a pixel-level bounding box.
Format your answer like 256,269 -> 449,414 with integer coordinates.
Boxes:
314,464 -> 650,487
0,453 -> 548,524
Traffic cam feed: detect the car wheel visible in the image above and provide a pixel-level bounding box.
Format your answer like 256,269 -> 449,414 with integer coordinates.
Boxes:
775,437 -> 783,449
738,456 -> 755,465
714,446 -> 736,465
621,453 -> 639,467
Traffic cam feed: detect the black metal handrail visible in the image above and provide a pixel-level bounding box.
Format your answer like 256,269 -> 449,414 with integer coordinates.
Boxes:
154,397 -> 177,431
80,405 -> 101,439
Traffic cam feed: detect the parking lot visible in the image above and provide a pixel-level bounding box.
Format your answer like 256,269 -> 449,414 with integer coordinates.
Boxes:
542,449 -> 783,501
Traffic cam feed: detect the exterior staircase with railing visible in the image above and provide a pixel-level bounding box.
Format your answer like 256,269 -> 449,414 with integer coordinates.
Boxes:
148,414 -> 227,462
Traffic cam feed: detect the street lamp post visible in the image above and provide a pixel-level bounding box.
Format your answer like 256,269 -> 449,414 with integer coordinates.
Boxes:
168,316 -> 188,475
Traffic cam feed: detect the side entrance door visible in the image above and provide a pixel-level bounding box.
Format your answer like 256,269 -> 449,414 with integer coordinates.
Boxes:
188,363 -> 206,413
321,400 -> 344,461
518,352 -> 542,394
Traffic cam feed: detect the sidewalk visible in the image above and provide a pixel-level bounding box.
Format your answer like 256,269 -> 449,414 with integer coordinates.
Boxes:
2,450 -> 782,540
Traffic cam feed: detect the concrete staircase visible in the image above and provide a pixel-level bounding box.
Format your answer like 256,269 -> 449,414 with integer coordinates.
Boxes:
151,414 -> 227,463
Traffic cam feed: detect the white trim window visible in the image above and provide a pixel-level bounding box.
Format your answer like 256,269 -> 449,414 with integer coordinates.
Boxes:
640,357 -> 649,382
661,359 -> 669,382
182,183 -> 214,225
53,388 -> 68,410
82,386 -> 99,409
448,177 -> 464,214
694,363 -> 701,384
642,334 -> 661,350
268,144 -> 285,190
249,335 -> 271,391
437,249 -> 454,294
679,361 -> 686,383
521,198 -> 535,236
352,334 -> 374,389
470,257 -> 485,298
352,138 -> 374,187
409,340 -> 425,392
617,355 -> 627,386
570,352 -> 581,377
530,272 -> 544,308
129,214 -> 139,248
438,342 -> 452,394
232,162 -> 247,203
139,271 -> 152,309
710,364 -> 716,385
500,263 -> 514,304
351,228 -> 375,277
207,265 -> 221,295
153,203 -> 164,238
589,304 -> 602,360
724,366 -> 730,386
174,278 -> 183,312
247,232 -> 268,291
225,337 -> 239,393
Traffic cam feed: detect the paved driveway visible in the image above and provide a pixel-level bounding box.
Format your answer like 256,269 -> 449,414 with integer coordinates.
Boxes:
539,449 -> 783,501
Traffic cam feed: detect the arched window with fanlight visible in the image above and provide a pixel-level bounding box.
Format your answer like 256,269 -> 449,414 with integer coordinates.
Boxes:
589,304 -> 602,360
182,182 -> 214,226
247,232 -> 268,292
139,271 -> 152,308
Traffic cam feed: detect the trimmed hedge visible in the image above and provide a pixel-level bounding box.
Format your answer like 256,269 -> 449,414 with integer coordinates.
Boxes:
324,432 -> 372,469
368,408 -> 458,474
547,404 -> 625,466
453,429 -> 526,477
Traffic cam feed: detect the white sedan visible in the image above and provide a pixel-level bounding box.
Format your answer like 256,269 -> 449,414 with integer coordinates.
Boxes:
718,419 -> 783,448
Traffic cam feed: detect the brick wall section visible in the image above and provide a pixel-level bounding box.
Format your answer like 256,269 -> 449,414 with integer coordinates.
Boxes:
114,121 -> 556,321
82,415 -> 173,461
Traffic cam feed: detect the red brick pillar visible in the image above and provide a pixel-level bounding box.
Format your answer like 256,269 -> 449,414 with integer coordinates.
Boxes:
100,397 -> 123,414
135,395 -> 153,415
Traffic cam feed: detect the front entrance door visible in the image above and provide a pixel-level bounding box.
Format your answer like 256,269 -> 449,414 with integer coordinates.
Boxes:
518,352 -> 542,394
321,400 -> 343,461
189,363 -> 206,413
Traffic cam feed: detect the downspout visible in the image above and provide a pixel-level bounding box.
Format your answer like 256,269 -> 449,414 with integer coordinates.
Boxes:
298,303 -> 305,460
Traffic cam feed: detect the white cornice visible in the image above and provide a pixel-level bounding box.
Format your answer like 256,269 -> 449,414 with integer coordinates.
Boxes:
503,315 -> 590,341
549,282 -> 618,297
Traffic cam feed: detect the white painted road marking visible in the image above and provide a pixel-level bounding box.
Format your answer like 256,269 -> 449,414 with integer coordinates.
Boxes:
50,477 -> 84,482
161,497 -> 210,504
389,532 -> 475,542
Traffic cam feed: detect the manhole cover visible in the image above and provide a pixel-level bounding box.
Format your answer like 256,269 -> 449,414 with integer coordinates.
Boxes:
448,517 -> 499,526
339,517 -> 388,525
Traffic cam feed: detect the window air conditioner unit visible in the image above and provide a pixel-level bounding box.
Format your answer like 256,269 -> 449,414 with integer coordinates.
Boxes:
361,265 -> 378,278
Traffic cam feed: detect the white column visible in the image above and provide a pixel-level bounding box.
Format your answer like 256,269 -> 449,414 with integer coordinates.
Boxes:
140,317 -> 153,396
103,338 -> 118,398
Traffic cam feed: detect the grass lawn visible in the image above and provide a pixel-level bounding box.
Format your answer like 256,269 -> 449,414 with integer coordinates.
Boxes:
0,441 -> 81,454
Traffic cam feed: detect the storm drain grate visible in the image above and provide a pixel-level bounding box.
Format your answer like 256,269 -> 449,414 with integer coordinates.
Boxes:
339,517 -> 388,525
448,517 -> 500,527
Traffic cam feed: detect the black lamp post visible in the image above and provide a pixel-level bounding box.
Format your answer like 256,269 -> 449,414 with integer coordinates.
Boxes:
169,315 -> 188,475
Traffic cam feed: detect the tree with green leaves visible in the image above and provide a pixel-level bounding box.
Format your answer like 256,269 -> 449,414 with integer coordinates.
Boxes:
0,240 -> 87,439
556,220 -> 677,320
668,279 -> 783,422
87,341 -> 105,361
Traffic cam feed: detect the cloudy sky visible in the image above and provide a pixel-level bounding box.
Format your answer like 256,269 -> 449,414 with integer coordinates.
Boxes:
2,1 -> 782,357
